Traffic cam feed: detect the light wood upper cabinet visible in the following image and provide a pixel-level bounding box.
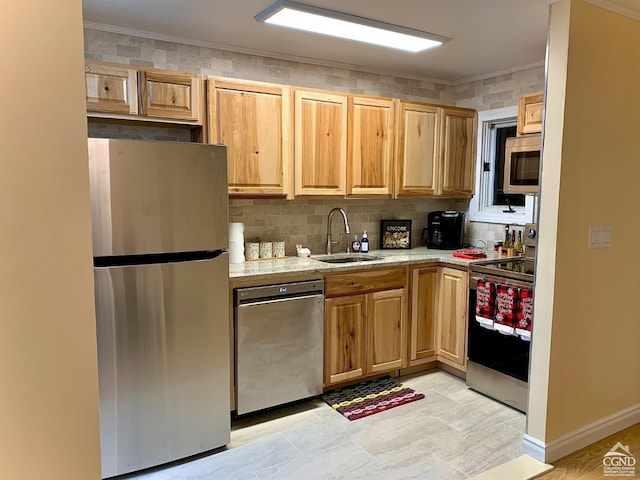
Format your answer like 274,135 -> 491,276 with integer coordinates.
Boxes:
437,267 -> 468,367
367,288 -> 406,373
518,91 -> 544,136
440,107 -> 477,197
324,295 -> 367,385
395,101 -> 440,197
85,63 -> 138,115
85,61 -> 204,128
208,78 -> 292,197
410,266 -> 438,362
140,70 -> 200,121
294,89 -> 348,196
347,96 -> 395,196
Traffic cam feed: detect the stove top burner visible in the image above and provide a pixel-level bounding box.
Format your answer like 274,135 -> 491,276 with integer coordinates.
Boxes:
471,257 -> 535,283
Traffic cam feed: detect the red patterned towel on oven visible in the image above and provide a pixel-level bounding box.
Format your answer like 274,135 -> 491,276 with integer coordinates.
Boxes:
516,286 -> 534,341
494,283 -> 518,335
475,279 -> 496,329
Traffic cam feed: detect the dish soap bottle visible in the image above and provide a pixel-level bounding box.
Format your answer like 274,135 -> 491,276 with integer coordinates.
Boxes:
351,235 -> 360,253
361,230 -> 369,253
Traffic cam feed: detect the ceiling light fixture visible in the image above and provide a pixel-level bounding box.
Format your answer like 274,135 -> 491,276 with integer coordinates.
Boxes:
255,0 -> 451,53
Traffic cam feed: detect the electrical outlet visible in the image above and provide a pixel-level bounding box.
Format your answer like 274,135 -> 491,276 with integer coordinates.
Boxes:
588,226 -> 613,248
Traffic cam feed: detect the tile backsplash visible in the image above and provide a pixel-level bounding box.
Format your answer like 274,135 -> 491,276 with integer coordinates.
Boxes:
230,198 -> 455,257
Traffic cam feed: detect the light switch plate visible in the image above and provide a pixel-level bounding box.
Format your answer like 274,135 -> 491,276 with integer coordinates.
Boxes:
588,226 -> 613,248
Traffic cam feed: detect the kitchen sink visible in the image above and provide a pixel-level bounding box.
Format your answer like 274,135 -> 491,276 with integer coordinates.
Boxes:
314,254 -> 382,264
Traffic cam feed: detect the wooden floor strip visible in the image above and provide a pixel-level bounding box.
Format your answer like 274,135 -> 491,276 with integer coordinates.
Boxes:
538,423 -> 639,480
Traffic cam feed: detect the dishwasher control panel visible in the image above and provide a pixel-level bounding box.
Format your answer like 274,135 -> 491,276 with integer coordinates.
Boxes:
235,279 -> 324,305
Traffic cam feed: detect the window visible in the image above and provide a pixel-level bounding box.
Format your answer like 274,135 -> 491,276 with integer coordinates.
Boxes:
469,106 -> 534,225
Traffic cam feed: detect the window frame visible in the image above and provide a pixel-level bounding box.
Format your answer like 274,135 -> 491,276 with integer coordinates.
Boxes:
469,106 -> 534,225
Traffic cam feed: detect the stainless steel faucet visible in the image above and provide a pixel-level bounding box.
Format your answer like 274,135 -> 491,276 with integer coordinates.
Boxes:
326,207 -> 351,254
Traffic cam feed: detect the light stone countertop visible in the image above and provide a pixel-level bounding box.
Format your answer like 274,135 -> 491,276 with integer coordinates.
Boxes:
229,247 -> 507,283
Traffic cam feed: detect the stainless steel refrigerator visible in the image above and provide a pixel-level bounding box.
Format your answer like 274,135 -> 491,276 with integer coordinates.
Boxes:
88,139 -> 230,478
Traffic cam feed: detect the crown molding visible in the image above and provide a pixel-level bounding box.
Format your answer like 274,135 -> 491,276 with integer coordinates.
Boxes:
452,60 -> 546,86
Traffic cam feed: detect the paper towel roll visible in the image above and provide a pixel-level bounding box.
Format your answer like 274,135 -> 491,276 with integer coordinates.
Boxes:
229,222 -> 245,264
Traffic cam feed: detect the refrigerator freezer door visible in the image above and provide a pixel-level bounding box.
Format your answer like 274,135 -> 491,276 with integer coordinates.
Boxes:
88,139 -> 228,257
94,254 -> 230,478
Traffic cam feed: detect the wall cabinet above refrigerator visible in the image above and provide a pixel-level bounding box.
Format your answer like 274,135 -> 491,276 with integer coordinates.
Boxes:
85,61 -> 204,132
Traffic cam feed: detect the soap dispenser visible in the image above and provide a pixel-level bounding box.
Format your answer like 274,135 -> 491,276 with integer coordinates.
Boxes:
361,230 -> 369,253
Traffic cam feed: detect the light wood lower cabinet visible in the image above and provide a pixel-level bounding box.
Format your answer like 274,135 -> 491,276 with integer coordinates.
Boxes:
324,295 -> 367,385
324,268 -> 407,386
437,267 -> 468,367
410,266 -> 438,361
367,289 -> 406,373
409,265 -> 469,370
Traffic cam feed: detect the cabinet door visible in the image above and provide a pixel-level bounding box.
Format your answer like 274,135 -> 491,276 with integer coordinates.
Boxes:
324,295 -> 367,385
209,78 -> 292,197
410,267 -> 438,362
367,289 -> 406,373
518,92 -> 544,135
347,96 -> 395,196
85,63 -> 138,115
437,267 -> 469,367
140,71 -> 201,122
395,101 -> 440,197
439,107 -> 477,197
294,90 -> 347,195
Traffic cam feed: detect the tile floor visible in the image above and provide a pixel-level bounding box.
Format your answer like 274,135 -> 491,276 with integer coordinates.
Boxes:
122,370 -> 526,480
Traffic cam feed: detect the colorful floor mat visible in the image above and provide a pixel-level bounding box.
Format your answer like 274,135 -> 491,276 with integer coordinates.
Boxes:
322,376 -> 425,421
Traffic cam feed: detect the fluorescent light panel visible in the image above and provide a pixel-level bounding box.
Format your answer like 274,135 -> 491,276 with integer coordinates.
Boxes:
255,0 -> 451,53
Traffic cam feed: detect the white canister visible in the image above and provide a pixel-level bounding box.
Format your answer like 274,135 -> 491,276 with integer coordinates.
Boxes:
259,241 -> 273,259
273,240 -> 285,258
228,222 -> 245,264
246,242 -> 260,260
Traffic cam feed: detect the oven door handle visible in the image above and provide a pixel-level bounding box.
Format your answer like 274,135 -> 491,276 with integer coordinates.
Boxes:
469,274 -> 533,290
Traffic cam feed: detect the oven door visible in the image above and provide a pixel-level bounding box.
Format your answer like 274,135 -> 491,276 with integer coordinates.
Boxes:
467,274 -> 532,412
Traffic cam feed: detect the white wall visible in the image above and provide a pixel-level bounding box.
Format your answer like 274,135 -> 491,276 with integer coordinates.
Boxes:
0,1 -> 101,478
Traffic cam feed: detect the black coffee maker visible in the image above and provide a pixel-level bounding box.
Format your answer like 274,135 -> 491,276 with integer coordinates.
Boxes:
423,211 -> 465,249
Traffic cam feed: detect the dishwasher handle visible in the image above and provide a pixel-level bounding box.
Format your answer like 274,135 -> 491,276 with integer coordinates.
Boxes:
235,279 -> 324,305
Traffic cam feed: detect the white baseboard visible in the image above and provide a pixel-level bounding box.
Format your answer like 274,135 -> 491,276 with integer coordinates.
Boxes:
522,434 -> 546,462
523,402 -> 640,462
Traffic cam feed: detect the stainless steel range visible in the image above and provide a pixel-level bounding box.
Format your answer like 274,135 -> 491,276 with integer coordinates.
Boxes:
466,224 -> 537,412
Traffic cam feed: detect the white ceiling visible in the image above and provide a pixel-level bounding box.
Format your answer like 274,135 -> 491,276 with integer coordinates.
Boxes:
81,0 -> 639,83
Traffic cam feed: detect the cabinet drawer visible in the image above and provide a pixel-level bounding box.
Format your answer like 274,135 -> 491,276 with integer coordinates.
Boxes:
325,267 -> 407,297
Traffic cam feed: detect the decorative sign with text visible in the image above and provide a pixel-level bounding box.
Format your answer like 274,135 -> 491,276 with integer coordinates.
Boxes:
380,220 -> 412,249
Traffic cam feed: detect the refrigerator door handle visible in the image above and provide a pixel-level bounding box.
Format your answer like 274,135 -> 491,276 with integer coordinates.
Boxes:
94,249 -> 227,268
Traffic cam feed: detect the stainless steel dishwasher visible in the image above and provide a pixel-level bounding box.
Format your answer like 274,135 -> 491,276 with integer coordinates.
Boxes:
235,280 -> 324,415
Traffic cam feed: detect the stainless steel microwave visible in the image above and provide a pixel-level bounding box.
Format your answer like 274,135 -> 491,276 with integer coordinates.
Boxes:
504,134 -> 541,194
